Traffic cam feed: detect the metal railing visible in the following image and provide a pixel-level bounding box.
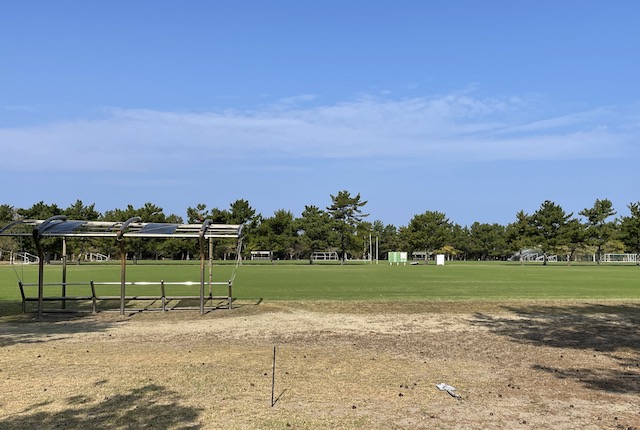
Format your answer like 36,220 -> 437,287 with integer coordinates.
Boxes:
18,280 -> 233,314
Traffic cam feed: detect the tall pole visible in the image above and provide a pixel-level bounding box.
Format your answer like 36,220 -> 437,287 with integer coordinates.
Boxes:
117,217 -> 140,316
199,220 -> 212,315
119,239 -> 127,315
271,346 -> 277,407
208,237 -> 213,296
62,237 -> 67,310
33,230 -> 45,319
32,215 -> 67,319
199,235 -> 206,314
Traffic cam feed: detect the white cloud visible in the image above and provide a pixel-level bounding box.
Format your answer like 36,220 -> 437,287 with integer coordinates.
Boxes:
0,92 -> 635,172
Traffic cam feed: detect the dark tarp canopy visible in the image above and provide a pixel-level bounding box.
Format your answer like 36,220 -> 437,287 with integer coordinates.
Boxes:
0,217 -> 243,239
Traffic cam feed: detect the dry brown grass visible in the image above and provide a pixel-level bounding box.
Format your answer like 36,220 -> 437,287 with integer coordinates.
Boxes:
1,300 -> 639,429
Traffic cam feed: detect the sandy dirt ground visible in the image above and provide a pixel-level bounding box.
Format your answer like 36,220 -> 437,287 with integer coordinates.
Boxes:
0,300 -> 639,429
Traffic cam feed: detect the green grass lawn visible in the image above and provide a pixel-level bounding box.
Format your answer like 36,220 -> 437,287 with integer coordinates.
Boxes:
234,262 -> 640,301
1,261 -> 638,306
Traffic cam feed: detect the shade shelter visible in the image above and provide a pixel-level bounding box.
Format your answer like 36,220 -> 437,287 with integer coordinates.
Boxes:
0,216 -> 243,318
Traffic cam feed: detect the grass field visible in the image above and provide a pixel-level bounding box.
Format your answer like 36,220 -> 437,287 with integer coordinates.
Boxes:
1,260 -> 638,316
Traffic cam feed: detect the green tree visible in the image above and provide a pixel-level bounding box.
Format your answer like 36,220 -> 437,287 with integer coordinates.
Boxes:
619,202 -> 640,265
372,220 -> 399,261
354,221 -> 374,260
560,218 -> 587,265
228,199 -> 258,225
530,200 -> 573,265
251,209 -> 298,260
102,203 -> 178,261
18,201 -> 62,219
186,203 -> 211,223
61,200 -> 101,261
17,202 -> 64,258
0,204 -> 18,260
0,204 -> 16,224
506,211 -> 533,264
326,191 -> 369,262
102,203 -> 169,223
579,199 -> 617,265
297,205 -> 334,263
187,203 -> 248,260
187,204 -> 230,223
401,211 -> 452,263
63,200 -> 100,220
226,199 -> 259,260
447,224 -> 468,261
467,222 -> 507,260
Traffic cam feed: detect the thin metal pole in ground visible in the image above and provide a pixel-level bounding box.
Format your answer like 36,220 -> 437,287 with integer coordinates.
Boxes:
271,346 -> 277,407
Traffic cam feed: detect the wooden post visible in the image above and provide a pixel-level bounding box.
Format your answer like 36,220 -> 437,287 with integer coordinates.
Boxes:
161,280 -> 166,312
90,280 -> 97,313
19,281 -> 26,313
119,239 -> 126,315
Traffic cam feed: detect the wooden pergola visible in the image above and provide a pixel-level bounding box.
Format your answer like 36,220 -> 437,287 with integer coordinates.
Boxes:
0,216 -> 243,318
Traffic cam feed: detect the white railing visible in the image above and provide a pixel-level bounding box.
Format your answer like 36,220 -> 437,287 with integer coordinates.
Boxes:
601,253 -> 638,263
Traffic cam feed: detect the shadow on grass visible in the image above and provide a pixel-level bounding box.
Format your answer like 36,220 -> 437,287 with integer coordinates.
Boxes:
0,383 -> 203,429
0,297 -> 254,348
0,300 -> 115,348
0,300 -> 24,320
0,299 -> 110,320
471,303 -> 640,394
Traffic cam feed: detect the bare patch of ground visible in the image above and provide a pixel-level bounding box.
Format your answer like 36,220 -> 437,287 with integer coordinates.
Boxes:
1,300 -> 639,429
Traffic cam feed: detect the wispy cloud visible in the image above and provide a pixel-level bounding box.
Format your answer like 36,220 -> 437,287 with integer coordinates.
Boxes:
0,91 -> 635,172
1,104 -> 40,112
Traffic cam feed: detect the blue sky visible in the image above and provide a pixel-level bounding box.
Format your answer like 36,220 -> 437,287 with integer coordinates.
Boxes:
1,1 -> 639,227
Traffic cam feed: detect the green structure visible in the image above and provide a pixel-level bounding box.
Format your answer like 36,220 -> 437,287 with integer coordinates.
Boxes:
388,251 -> 407,265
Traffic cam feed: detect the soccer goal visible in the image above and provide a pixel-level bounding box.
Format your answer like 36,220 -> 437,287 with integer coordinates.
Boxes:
535,254 -> 557,262
250,250 -> 272,260
89,253 -> 110,262
11,252 -> 40,265
311,251 -> 339,261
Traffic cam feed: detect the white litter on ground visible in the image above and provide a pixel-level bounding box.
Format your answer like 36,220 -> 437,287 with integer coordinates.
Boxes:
436,382 -> 462,399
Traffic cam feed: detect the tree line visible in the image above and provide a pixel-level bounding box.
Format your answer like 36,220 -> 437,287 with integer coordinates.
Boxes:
1,192 -> 639,265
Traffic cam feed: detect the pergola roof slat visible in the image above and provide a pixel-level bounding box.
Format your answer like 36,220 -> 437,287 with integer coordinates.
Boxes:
0,219 -> 242,239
